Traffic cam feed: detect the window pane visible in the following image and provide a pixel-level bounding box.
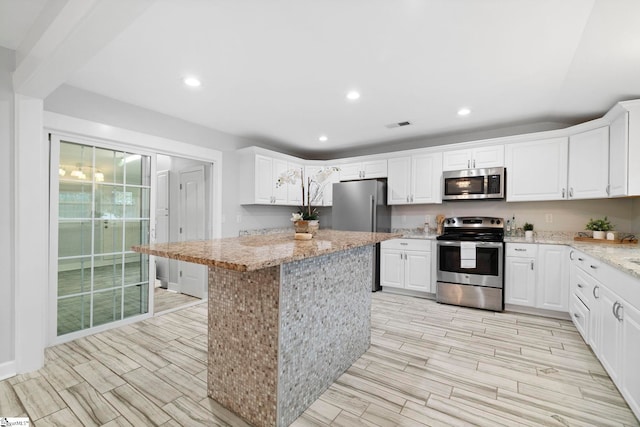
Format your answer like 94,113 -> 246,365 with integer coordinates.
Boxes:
58,221 -> 92,257
95,147 -> 124,184
93,288 -> 122,327
94,257 -> 123,291
124,220 -> 149,250
124,154 -> 147,185
95,220 -> 123,255
57,294 -> 91,335
95,184 -> 124,219
124,187 -> 150,218
124,283 -> 148,318
59,182 -> 92,218
58,257 -> 92,296
59,142 -> 92,180
123,255 -> 148,285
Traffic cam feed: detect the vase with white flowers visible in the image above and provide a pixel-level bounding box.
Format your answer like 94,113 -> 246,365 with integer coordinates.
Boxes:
276,166 -> 339,235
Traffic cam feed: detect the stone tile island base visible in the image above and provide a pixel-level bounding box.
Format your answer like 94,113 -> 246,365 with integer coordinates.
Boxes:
207,245 -> 373,427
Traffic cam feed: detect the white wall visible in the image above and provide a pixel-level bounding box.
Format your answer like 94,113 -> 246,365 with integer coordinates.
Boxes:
390,198 -> 636,233
0,47 -> 15,372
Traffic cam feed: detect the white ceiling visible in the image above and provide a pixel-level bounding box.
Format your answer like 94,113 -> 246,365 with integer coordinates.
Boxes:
3,0 -> 640,155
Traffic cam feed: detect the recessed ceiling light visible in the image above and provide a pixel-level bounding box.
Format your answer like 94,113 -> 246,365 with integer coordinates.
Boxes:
346,90 -> 360,101
183,76 -> 202,87
457,107 -> 471,116
319,135 -> 328,142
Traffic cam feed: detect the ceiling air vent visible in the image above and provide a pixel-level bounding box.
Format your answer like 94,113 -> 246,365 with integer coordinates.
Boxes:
385,121 -> 412,129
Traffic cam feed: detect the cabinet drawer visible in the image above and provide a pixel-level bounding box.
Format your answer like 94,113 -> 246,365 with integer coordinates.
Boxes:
572,267 -> 597,307
381,238 -> 431,251
570,293 -> 590,342
571,250 -> 602,279
506,243 -> 538,258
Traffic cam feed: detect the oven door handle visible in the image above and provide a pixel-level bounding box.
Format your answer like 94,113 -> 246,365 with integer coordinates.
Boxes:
437,241 -> 504,248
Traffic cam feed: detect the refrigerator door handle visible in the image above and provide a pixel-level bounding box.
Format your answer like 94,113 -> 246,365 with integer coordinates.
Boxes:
370,195 -> 376,232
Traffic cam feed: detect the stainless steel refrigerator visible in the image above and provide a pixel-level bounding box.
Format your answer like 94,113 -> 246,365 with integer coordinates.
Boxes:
332,179 -> 391,291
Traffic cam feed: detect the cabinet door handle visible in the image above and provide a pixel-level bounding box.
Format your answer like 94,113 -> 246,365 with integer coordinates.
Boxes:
569,250 -> 575,260
473,159 -> 476,168
606,184 -> 610,195
569,187 -> 574,198
577,283 -> 584,288
616,304 -> 624,321
530,261 -> 534,270
593,285 -> 599,299
467,159 -> 470,169
612,302 -> 619,319
573,313 -> 580,319
406,195 -> 409,203
562,188 -> 566,198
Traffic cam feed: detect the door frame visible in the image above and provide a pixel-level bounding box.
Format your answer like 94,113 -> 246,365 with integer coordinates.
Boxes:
45,112 -> 222,346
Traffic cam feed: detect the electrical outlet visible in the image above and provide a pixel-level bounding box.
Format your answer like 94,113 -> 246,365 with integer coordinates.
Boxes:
545,213 -> 553,223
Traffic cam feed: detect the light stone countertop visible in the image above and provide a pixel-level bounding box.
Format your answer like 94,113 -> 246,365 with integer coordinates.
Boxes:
506,235 -> 640,280
133,229 -> 401,272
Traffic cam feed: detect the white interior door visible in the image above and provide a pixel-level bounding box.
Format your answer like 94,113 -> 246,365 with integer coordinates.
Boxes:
179,166 -> 207,298
155,170 -> 170,285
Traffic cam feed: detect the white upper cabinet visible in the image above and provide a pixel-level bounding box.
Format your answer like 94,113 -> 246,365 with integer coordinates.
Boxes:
608,102 -> 640,198
239,148 -> 305,206
251,154 -> 288,205
609,112 -> 629,197
568,126 -> 609,200
387,152 -> 442,205
339,159 -> 387,181
442,145 -> 504,171
506,137 -> 568,201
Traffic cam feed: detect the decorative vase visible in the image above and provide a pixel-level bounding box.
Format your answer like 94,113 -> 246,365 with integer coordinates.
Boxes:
294,220 -> 319,236
525,230 -> 533,241
593,230 -> 606,240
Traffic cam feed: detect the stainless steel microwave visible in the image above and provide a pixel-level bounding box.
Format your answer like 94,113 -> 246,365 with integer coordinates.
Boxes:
442,167 -> 505,200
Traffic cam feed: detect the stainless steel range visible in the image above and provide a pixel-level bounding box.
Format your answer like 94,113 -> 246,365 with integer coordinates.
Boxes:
436,216 -> 504,311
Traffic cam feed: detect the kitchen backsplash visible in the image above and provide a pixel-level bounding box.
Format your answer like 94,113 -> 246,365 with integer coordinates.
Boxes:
391,198 -> 638,233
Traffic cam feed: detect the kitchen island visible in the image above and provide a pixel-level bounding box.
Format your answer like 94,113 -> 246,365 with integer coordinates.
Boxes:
133,229 -> 399,427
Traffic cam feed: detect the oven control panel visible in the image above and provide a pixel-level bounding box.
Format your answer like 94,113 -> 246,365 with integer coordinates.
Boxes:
444,216 -> 504,228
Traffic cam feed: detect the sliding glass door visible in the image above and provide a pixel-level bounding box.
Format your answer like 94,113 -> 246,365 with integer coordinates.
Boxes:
53,137 -> 151,337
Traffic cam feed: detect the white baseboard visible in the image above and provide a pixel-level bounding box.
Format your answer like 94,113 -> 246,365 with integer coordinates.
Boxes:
0,360 -> 16,381
505,304 -> 571,320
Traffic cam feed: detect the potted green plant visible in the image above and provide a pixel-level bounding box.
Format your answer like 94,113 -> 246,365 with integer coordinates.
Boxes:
585,216 -> 613,240
523,222 -> 534,241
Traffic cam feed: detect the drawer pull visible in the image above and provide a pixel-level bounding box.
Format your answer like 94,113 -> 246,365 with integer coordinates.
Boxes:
577,283 -> 584,288
515,248 -> 526,252
578,257 -> 584,261
590,265 -> 598,270
400,243 -> 408,246
573,313 -> 580,319
593,285 -> 600,299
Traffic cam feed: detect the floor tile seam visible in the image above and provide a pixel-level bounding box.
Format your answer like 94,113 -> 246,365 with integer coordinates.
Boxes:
13,375 -> 67,422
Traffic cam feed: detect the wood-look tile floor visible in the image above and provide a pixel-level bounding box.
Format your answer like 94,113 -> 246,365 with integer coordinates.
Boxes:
1,293 -> 638,426
153,286 -> 202,313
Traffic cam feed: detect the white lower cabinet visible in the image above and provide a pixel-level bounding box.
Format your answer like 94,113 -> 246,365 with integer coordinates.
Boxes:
381,239 -> 431,292
569,248 -> 640,419
536,245 -> 569,311
505,243 -> 568,313
505,255 -> 536,306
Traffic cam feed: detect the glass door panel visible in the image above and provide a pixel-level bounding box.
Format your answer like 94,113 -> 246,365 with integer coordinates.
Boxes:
56,140 -> 151,337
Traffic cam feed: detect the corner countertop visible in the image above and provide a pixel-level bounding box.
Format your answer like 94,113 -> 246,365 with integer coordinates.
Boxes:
505,236 -> 640,280
132,230 -> 401,272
